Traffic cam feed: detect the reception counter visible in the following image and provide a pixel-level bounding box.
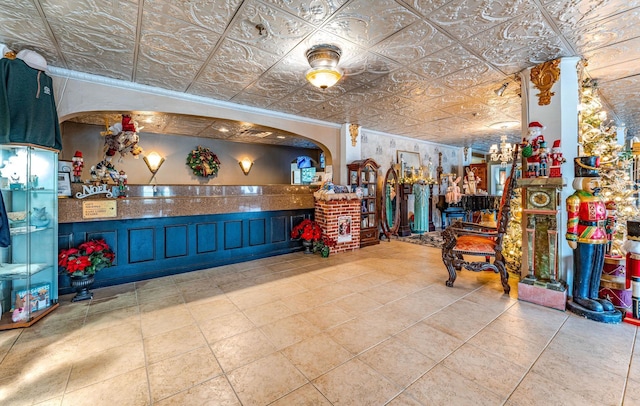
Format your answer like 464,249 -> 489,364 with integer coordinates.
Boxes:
58,184 -> 316,294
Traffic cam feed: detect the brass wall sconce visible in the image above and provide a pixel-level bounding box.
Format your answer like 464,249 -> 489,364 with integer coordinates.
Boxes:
143,151 -> 165,183
239,157 -> 254,175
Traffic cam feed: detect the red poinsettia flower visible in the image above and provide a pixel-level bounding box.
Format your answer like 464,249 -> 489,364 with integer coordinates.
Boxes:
58,239 -> 115,277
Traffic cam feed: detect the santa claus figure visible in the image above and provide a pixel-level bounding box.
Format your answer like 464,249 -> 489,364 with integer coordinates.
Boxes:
72,150 -> 84,183
522,122 -> 545,178
549,140 -> 565,178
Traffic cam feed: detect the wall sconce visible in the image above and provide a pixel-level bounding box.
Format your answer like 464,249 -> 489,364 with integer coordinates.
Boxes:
305,44 -> 343,89
143,151 -> 165,183
494,82 -> 509,97
239,157 -> 254,175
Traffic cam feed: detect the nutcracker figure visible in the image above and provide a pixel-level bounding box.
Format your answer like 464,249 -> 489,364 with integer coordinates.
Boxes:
72,150 -> 84,183
566,156 -> 622,322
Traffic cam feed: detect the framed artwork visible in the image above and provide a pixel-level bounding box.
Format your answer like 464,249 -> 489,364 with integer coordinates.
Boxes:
397,151 -> 421,171
58,172 -> 72,197
337,215 -> 352,243
58,160 -> 73,173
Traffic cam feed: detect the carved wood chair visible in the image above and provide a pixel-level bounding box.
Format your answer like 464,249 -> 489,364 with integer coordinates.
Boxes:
441,145 -> 519,294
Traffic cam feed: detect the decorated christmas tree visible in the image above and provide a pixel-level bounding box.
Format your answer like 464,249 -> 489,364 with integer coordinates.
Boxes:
579,79 -> 637,254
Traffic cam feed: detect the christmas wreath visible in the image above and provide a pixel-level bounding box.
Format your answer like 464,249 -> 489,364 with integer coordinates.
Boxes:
186,146 -> 221,178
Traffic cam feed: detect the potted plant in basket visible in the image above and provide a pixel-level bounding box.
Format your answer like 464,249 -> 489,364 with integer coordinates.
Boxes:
291,219 -> 322,254
58,239 -> 115,302
314,235 -> 336,258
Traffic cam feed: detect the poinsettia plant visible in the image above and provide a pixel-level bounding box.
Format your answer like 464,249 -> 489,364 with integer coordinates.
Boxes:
291,219 -> 322,241
58,239 -> 115,276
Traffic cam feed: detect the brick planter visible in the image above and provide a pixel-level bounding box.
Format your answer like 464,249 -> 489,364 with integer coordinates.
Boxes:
314,193 -> 361,254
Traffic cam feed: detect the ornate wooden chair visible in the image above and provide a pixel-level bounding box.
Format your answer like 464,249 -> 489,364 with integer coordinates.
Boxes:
441,145 -> 519,294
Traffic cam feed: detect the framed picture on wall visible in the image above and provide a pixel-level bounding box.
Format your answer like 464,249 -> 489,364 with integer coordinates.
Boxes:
58,172 -> 72,197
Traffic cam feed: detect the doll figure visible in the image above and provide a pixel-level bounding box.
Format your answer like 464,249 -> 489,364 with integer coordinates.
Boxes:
117,170 -> 128,198
445,175 -> 462,204
524,122 -> 545,177
72,150 -> 84,183
549,140 -> 565,178
538,141 -> 549,177
465,167 -> 480,195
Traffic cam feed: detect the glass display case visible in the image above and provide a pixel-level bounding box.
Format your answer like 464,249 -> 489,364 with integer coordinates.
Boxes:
347,158 -> 380,247
0,144 -> 58,329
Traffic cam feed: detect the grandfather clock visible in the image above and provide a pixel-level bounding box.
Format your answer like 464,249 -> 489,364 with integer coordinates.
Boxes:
518,177 -> 567,310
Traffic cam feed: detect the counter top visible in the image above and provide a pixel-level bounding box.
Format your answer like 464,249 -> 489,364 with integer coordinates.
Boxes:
59,184 -> 316,223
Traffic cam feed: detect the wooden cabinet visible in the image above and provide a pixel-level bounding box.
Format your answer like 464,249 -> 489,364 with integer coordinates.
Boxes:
468,163 -> 488,193
347,158 -> 380,247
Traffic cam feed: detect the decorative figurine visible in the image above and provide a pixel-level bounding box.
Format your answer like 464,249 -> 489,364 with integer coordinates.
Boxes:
549,140 -> 565,178
523,122 -> 545,178
624,220 -> 640,322
538,140 -> 549,177
117,170 -> 128,198
566,156 -> 622,322
72,150 -> 84,183
445,175 -> 462,204
464,167 -> 480,195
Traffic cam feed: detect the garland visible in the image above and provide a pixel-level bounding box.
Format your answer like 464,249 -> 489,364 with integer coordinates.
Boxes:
186,146 -> 220,178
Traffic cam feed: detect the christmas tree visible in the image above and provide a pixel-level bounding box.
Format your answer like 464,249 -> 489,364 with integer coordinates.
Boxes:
579,79 -> 637,254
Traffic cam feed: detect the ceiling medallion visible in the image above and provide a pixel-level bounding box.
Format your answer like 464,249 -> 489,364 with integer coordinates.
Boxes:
530,59 -> 560,106
305,44 -> 343,89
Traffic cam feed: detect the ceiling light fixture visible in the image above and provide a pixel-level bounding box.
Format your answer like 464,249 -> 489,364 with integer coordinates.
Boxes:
489,135 -> 513,167
305,44 -> 343,89
494,82 -> 509,97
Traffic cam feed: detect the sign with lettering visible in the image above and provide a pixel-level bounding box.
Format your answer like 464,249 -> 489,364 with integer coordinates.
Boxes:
76,184 -> 114,199
82,200 -> 117,219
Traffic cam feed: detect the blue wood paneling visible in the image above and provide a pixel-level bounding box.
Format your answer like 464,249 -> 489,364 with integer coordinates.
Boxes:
165,224 -> 188,258
58,209 -> 313,294
271,216 -> 287,243
224,220 -> 243,250
196,222 -> 217,254
129,228 -> 155,263
249,219 -> 266,246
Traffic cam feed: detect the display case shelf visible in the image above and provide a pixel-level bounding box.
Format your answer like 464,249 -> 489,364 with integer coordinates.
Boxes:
0,145 -> 58,329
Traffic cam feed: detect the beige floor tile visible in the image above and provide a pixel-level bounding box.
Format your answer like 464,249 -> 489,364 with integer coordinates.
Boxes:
281,333 -> 352,380
423,299 -> 504,341
148,346 -> 223,403
87,292 -> 138,315
259,314 -> 320,350
386,392 -> 424,406
199,311 -> 255,343
154,375 -> 241,405
280,289 -> 332,313
270,383 -> 332,406
407,364 -> 503,406
89,282 -> 135,300
227,352 -> 307,405
210,328 -> 277,372
137,284 -> 181,304
396,320 -> 463,362
0,361 -> 71,405
301,303 -> 354,331
624,377 -> 640,406
227,287 -> 279,310
531,348 -> 626,405
72,320 -> 142,356
485,311 -> 561,347
288,273 -> 332,290
360,281 -> 415,304
144,323 -> 207,364
442,343 -> 527,399
505,370 -> 595,406
186,296 -> 239,322
62,367 -> 149,406
327,317 -> 392,355
313,358 -> 399,405
333,292 -> 383,315
135,275 -> 175,290
243,300 -> 296,326
467,324 -> 547,368
67,341 -> 145,391
138,293 -> 185,313
140,304 -> 194,338
82,305 -> 140,333
172,269 -> 210,284
33,395 -> 64,405
359,337 -> 437,388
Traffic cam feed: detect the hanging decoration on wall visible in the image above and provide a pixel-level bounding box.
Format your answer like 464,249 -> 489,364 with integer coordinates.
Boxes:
186,146 -> 221,178
101,115 -> 144,160
530,59 -> 560,106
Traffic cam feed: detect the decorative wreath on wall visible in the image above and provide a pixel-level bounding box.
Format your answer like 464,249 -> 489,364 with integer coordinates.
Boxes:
186,146 -> 221,178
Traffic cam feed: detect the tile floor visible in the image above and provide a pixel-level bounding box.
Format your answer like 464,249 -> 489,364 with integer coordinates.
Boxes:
1,241 -> 639,405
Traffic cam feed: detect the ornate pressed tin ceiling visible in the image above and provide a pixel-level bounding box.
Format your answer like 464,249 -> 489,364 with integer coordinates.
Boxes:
2,0 -> 639,152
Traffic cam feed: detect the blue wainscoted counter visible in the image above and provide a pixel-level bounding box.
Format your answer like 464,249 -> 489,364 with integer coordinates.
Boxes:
58,184 -> 315,294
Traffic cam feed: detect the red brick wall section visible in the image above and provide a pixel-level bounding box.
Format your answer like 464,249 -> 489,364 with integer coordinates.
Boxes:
314,199 -> 361,253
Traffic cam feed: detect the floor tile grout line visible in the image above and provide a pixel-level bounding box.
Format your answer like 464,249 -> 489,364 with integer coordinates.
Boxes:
620,323 -> 639,406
